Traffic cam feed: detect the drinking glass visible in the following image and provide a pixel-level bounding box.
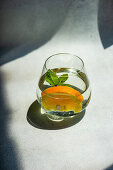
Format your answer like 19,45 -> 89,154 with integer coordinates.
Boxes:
36,53 -> 91,121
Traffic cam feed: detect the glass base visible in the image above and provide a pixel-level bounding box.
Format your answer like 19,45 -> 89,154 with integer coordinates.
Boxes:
41,107 -> 86,121
41,108 -> 64,121
27,100 -> 86,130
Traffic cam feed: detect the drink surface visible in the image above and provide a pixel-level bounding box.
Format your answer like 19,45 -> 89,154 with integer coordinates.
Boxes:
39,68 -> 91,116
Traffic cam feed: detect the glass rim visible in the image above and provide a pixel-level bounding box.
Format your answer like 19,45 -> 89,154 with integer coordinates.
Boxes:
44,53 -> 84,72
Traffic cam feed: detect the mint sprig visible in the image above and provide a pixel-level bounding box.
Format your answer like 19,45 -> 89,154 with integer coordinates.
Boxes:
45,69 -> 70,86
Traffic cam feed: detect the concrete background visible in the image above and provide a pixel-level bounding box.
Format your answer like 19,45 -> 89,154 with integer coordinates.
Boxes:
0,0 -> 73,64
0,0 -> 113,170
1,0 -> 113,65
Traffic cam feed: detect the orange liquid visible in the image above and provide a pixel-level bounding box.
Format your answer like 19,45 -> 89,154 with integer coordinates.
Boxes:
41,86 -> 84,113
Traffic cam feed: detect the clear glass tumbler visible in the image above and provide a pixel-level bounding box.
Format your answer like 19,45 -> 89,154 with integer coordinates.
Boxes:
36,53 -> 91,121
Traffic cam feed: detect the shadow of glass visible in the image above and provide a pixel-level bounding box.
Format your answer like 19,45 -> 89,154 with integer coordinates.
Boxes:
27,100 -> 86,130
0,0 -> 74,66
98,0 -> 113,48
0,72 -> 21,170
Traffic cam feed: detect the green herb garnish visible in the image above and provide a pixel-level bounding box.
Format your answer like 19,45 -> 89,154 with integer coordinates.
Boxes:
45,69 -> 70,86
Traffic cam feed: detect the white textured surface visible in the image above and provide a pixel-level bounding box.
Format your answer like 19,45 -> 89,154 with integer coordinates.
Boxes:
1,0 -> 113,170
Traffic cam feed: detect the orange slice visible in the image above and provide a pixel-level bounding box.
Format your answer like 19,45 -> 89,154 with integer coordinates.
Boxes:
41,86 -> 84,113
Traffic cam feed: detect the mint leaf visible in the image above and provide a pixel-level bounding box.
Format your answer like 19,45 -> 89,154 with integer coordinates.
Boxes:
45,71 -> 55,86
45,70 -> 69,87
58,74 -> 68,85
48,69 -> 59,86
